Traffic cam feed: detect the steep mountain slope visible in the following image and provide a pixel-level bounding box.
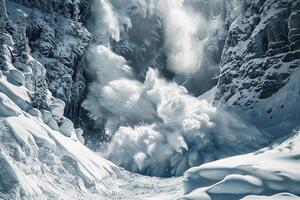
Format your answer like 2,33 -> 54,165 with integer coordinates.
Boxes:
215,0 -> 300,136
3,0 -> 91,121
1,0 -> 300,199
0,1 -> 118,199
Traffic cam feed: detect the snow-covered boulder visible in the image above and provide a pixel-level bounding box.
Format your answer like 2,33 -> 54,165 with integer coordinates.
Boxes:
0,93 -> 22,117
59,117 -> 75,137
7,69 -> 25,86
41,109 -> 59,131
49,99 -> 65,120
28,108 -> 42,117
75,128 -> 85,144
41,109 -> 52,122
47,117 -> 59,131
15,59 -> 33,82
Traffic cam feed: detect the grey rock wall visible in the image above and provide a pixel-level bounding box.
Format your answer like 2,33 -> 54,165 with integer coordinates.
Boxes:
215,0 -> 300,108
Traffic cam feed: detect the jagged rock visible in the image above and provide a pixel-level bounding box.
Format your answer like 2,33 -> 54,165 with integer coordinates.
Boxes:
215,0 -> 300,108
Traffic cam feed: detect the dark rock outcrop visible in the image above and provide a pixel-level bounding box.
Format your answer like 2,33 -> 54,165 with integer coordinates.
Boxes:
215,0 -> 300,108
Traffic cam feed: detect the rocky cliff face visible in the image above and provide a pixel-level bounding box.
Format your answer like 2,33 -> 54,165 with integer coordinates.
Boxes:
215,0 -> 300,108
1,0 -> 92,123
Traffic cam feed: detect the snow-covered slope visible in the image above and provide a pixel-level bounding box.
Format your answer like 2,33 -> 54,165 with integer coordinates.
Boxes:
215,0 -> 300,136
0,56 -> 116,199
1,0 -> 300,199
0,1 -> 118,198
182,128 -> 300,200
3,0 -> 91,121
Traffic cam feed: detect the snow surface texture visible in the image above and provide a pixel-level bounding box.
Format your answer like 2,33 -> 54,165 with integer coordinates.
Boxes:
181,128 -> 300,200
0,76 -> 115,200
0,4 -> 118,198
0,39 -> 117,199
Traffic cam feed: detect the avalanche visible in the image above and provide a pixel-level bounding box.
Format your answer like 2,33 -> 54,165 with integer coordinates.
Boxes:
84,53 -> 270,176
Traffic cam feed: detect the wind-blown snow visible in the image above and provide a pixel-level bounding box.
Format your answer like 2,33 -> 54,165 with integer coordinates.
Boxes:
158,0 -> 205,74
84,60 -> 270,176
89,0 -> 120,43
82,0 -> 271,177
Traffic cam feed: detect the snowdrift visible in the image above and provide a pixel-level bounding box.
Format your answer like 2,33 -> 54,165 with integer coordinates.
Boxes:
181,129 -> 300,200
0,55 -> 116,199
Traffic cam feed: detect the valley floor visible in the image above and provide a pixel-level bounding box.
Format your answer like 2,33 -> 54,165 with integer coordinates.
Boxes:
100,169 -> 183,200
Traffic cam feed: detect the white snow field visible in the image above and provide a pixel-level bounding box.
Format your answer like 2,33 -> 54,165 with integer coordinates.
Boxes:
181,129 -> 300,200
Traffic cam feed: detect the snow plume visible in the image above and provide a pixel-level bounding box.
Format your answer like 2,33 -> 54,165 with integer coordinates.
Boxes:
83,59 -> 269,176
90,0 -> 158,44
90,0 -> 120,43
83,0 -> 269,176
158,0 -> 207,75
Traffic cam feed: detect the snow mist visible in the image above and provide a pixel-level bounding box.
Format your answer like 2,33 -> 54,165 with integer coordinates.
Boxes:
158,0 -> 205,74
83,0 -> 269,176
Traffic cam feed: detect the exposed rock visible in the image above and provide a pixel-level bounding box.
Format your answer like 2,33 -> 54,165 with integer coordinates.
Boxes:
215,0 -> 300,108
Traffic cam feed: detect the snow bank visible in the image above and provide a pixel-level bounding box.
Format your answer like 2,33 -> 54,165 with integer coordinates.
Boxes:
7,69 -> 25,86
0,93 -> 22,117
0,114 -> 117,199
0,61 -> 117,199
0,74 -> 31,111
181,129 -> 300,199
